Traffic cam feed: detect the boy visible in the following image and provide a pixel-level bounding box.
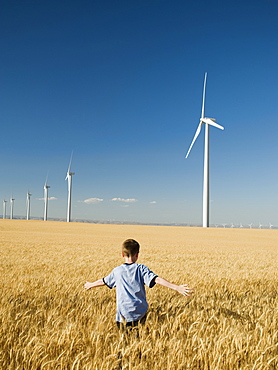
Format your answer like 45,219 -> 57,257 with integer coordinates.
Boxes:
84,239 -> 193,327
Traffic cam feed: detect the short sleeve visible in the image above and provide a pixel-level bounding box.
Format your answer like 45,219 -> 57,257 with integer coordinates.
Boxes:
139,264 -> 157,288
103,270 -> 116,289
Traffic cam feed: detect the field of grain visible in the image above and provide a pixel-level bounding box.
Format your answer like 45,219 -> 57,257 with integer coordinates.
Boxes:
0,220 -> 277,369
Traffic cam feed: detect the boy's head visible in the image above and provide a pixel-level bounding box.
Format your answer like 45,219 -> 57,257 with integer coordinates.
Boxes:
122,239 -> 140,257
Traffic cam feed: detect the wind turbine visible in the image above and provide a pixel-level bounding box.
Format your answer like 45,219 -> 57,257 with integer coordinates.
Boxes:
185,73 -> 224,228
10,196 -> 15,220
44,176 -> 50,221
3,200 -> 7,219
65,152 -> 75,222
26,190 -> 32,220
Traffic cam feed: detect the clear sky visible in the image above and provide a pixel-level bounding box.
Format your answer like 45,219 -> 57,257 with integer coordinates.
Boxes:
1,0 -> 277,226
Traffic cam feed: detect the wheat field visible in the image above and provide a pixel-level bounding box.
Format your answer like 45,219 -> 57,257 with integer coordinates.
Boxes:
0,220 -> 277,369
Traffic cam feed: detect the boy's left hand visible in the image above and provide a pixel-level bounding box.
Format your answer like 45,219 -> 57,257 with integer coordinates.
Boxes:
84,281 -> 93,290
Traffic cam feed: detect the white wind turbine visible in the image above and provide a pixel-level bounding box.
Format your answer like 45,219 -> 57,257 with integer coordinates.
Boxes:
10,195 -> 15,220
185,73 -> 224,228
26,190 -> 32,220
44,176 -> 50,221
3,200 -> 7,219
65,153 -> 75,223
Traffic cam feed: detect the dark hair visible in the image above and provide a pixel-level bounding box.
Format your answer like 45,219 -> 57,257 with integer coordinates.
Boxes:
122,239 -> 140,257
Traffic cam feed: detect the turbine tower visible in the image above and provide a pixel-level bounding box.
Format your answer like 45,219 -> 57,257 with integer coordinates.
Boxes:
65,152 -> 75,222
185,73 -> 224,228
3,200 -> 7,219
26,190 -> 32,220
44,176 -> 50,221
10,196 -> 15,220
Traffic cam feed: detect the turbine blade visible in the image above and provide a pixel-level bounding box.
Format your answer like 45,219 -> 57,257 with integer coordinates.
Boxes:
201,72 -> 207,119
68,151 -> 73,173
45,172 -> 49,187
202,118 -> 224,130
185,121 -> 203,158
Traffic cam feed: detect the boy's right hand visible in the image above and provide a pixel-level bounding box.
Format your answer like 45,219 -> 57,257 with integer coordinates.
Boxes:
177,284 -> 194,297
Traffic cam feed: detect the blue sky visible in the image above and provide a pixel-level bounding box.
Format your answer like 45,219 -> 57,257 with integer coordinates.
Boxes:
0,0 -> 277,226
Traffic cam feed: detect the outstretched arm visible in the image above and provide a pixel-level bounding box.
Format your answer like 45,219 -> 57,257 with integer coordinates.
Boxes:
84,279 -> 105,290
155,277 -> 194,297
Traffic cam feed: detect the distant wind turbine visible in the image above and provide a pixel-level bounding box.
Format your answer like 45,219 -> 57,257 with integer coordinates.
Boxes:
249,223 -> 253,229
10,196 -> 15,220
65,152 -> 75,222
185,73 -> 224,228
3,200 -> 7,219
26,190 -> 32,220
269,223 -> 273,229
44,176 -> 51,221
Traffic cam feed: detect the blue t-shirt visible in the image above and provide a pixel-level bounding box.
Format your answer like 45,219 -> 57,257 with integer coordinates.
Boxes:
103,263 -> 157,323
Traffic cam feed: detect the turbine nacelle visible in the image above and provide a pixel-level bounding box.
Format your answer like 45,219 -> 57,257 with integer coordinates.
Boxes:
201,117 -> 224,130
200,117 -> 216,123
65,171 -> 75,181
